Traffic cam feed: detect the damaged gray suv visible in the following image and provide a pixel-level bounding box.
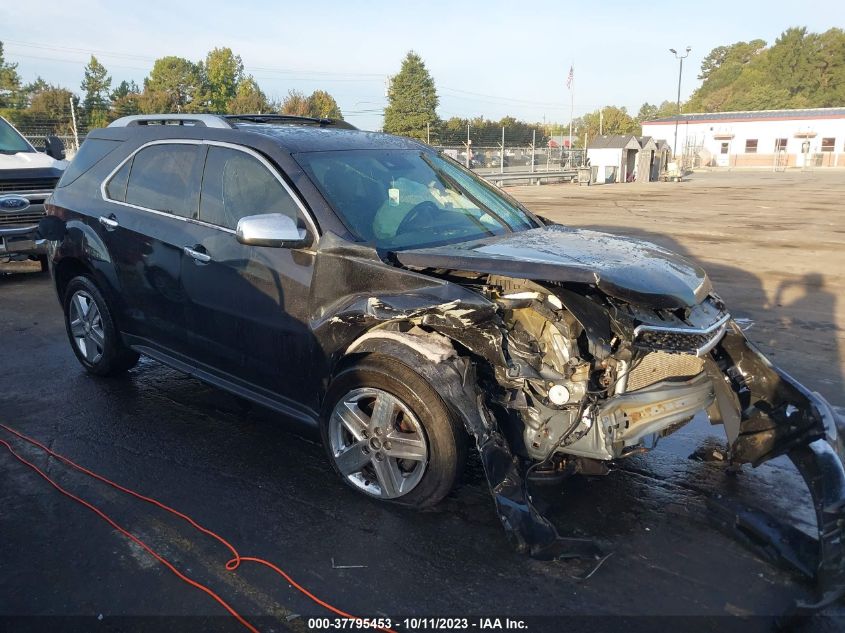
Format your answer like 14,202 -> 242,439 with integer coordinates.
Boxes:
44,114 -> 845,604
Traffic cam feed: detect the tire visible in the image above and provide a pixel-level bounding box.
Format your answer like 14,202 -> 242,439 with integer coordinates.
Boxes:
38,255 -> 48,273
63,275 -> 139,376
321,355 -> 466,508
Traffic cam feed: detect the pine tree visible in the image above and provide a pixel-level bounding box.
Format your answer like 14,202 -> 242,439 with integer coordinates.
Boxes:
0,42 -> 23,109
383,51 -> 438,140
81,56 -> 112,126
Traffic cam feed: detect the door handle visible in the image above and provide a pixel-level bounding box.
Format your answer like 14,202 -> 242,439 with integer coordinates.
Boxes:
98,215 -> 119,230
183,245 -> 211,263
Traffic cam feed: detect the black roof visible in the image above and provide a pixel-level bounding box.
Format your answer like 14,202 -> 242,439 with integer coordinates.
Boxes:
588,135 -> 639,149
233,123 -> 427,153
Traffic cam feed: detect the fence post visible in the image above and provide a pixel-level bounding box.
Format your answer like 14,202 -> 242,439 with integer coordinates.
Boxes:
69,97 -> 80,151
499,126 -> 505,174
464,124 -> 471,169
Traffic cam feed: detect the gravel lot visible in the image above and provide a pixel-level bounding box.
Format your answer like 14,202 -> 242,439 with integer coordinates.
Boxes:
1,170 -> 843,632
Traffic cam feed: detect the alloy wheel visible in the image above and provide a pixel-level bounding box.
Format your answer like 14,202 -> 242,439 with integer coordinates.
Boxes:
69,290 -> 105,364
328,387 -> 429,499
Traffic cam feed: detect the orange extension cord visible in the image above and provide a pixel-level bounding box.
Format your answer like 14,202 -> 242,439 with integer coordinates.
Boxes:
0,423 -> 396,633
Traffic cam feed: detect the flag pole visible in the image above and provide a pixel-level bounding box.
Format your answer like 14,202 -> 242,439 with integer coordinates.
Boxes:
568,63 -> 574,151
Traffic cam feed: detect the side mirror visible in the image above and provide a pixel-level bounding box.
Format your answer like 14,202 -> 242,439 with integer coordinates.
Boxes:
236,213 -> 310,248
37,215 -> 67,241
44,135 -> 66,160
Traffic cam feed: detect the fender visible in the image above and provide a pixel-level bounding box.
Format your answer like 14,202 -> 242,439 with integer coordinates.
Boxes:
344,330 -> 601,560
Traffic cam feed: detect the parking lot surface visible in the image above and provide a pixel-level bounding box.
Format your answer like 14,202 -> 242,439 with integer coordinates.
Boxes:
1,171 -> 843,632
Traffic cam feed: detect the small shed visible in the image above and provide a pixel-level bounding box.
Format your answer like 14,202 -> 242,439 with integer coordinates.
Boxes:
652,139 -> 671,179
636,136 -> 658,182
587,135 -> 641,183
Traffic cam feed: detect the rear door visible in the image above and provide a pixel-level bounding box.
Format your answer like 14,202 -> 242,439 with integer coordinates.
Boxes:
100,140 -> 203,356
178,142 -> 318,406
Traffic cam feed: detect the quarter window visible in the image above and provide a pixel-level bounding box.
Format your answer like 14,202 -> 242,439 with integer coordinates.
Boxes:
124,143 -> 200,218
199,146 -> 300,230
106,159 -> 131,202
744,139 -> 758,153
821,137 -> 835,152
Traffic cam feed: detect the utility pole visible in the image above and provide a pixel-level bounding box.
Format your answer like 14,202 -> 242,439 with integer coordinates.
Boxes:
427,121 -> 430,145
669,47 -> 691,159
599,109 -> 603,136
531,129 -> 536,173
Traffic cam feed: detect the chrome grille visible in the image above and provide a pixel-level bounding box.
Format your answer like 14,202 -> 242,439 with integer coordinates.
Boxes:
627,352 -> 705,392
633,314 -> 730,356
0,210 -> 44,226
0,178 -> 59,193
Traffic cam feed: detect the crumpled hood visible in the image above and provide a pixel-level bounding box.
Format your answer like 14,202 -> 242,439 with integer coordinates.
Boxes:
394,225 -> 711,309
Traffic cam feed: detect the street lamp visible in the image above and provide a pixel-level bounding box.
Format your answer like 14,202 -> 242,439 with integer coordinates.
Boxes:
669,46 -> 691,159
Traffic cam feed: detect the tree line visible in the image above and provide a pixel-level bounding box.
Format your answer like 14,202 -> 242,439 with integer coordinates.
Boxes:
0,43 -> 343,135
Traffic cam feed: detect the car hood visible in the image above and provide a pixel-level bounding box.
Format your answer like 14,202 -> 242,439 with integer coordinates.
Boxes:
393,225 -> 711,309
0,151 -> 66,171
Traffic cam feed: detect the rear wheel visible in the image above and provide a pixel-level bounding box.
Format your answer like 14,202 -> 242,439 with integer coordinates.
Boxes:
321,356 -> 466,508
63,276 -> 139,376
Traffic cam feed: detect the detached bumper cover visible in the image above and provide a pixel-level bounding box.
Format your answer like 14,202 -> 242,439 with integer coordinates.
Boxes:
713,324 -> 845,606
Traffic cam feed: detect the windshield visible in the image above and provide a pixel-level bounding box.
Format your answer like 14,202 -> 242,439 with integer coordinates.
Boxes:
295,149 -> 538,250
0,118 -> 34,154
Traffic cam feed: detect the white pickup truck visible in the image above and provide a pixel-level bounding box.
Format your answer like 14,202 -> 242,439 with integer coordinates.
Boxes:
0,115 -> 67,270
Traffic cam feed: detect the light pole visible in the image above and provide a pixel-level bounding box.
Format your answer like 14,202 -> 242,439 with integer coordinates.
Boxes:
669,47 -> 691,159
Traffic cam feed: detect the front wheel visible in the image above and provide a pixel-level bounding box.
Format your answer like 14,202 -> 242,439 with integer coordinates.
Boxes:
321,356 -> 466,508
63,275 -> 139,376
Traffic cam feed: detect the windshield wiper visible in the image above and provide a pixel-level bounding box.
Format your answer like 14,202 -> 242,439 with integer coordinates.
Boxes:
420,154 -> 514,233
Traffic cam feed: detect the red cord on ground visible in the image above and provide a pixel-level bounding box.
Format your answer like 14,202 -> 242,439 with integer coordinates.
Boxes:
0,423 -> 396,633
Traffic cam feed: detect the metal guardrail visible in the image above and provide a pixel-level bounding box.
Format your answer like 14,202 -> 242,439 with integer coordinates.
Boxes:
483,170 -> 577,185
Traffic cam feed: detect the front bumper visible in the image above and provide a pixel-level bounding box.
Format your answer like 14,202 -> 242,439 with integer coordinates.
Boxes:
0,225 -> 46,257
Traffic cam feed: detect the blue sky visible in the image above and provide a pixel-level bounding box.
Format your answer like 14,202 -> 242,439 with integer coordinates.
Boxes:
3,0 -> 844,130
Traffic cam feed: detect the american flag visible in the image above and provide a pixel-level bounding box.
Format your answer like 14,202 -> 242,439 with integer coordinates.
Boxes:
566,65 -> 574,90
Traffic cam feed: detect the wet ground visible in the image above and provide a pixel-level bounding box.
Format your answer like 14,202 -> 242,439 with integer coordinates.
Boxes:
2,171 -> 845,632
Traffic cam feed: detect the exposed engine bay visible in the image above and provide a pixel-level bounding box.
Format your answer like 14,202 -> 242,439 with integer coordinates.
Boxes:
487,275 -> 725,466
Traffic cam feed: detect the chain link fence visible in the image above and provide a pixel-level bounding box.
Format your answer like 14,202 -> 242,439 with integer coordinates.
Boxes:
436,145 -> 587,175
14,117 -> 588,179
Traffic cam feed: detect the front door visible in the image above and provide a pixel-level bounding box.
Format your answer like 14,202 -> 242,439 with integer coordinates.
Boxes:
179,143 -> 317,408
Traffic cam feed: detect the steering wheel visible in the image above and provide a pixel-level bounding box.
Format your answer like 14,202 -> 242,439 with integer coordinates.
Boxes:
395,201 -> 440,235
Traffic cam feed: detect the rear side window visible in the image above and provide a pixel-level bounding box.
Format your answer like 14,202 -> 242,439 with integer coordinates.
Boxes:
124,143 -> 200,218
58,138 -> 121,187
105,159 -> 131,202
199,146 -> 300,230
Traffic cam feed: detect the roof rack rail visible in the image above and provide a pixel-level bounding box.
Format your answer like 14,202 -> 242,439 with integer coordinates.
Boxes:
222,114 -> 358,130
108,114 -> 234,129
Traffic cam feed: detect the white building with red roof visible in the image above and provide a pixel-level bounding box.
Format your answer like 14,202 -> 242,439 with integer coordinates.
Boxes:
641,107 -> 845,168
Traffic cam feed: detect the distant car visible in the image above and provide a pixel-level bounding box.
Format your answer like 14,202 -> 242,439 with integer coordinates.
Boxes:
0,116 -> 66,270
42,114 -> 845,594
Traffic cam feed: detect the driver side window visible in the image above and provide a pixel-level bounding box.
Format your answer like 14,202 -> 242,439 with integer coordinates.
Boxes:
199,146 -> 300,231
